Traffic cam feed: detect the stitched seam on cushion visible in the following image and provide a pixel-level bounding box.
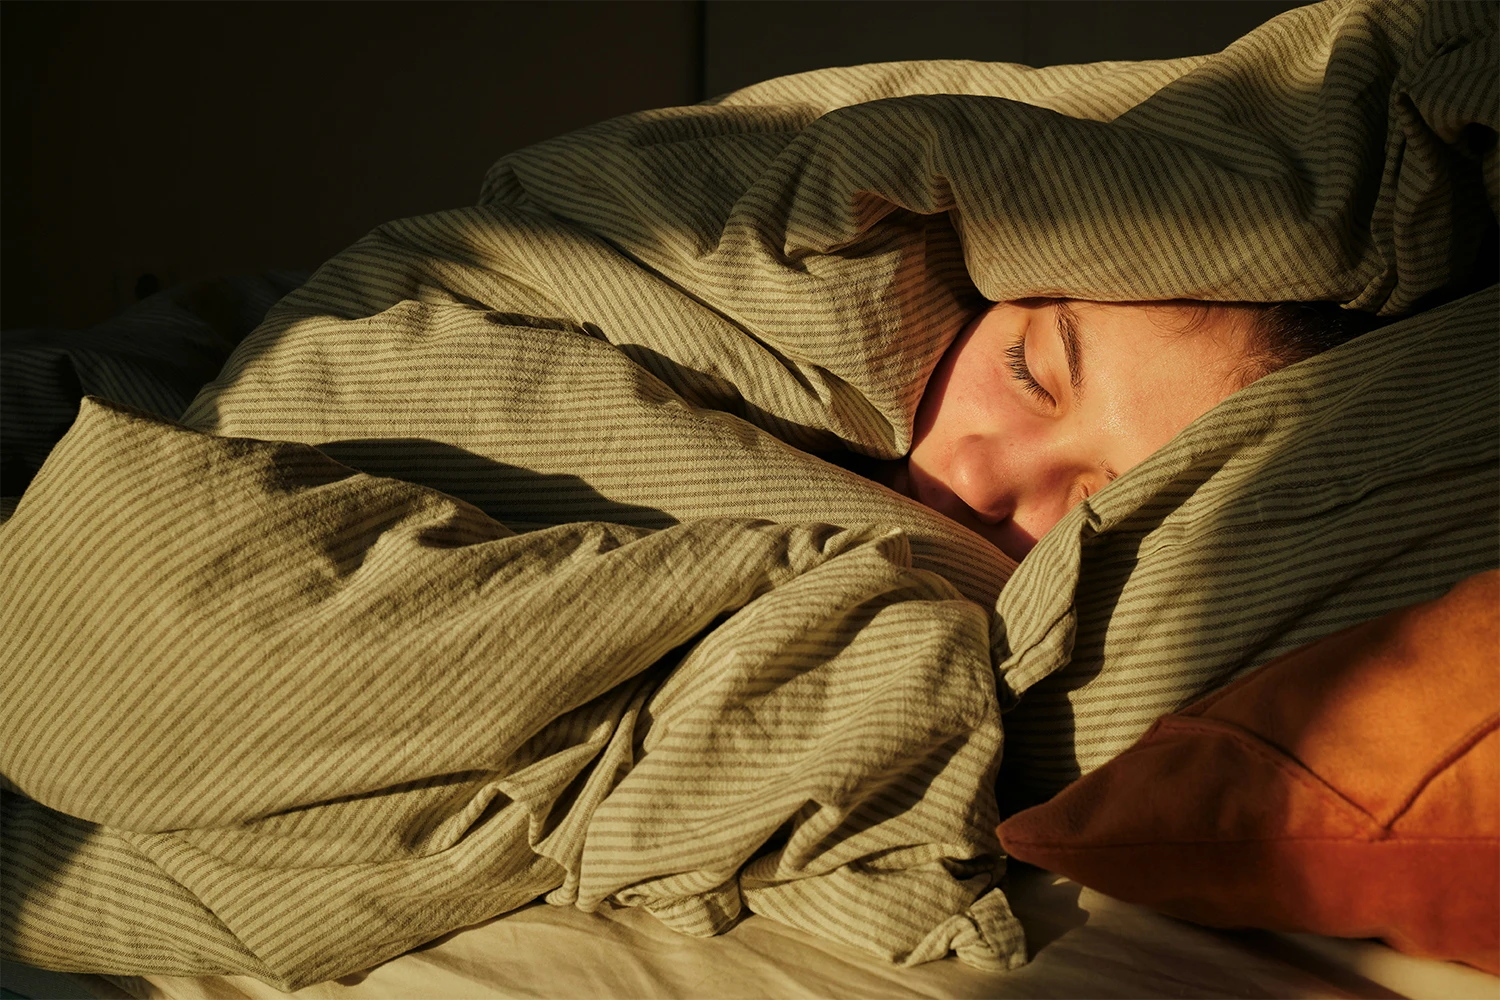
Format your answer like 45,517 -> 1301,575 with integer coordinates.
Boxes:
1381,713 -> 1500,828
1155,716 -> 1384,833
1180,662 -> 1272,716
1182,664 -> 1280,716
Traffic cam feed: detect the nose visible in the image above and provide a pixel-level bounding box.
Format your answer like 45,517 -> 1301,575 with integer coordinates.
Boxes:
944,433 -> 1079,559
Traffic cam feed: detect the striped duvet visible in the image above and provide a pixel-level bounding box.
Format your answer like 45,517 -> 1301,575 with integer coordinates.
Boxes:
2,0 -> 1495,989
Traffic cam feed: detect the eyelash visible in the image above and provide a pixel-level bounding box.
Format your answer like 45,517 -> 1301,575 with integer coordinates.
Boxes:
1005,338 -> 1055,405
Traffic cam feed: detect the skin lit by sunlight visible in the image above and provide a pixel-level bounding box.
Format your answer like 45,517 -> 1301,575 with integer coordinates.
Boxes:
893,299 -> 1259,562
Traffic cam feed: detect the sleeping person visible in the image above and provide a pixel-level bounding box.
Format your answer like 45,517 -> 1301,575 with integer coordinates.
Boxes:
847,298 -> 1370,561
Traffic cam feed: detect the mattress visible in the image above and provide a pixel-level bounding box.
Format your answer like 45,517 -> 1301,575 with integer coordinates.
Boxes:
8,868 -> 1497,1000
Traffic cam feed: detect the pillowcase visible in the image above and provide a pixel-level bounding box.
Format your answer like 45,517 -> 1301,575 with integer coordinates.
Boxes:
998,571 -> 1499,974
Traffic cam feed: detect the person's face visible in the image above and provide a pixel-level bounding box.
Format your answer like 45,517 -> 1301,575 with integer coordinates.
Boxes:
898,299 -> 1254,561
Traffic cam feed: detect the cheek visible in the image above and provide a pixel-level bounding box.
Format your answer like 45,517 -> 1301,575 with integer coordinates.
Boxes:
1095,393 -> 1129,439
1085,356 -> 1236,471
918,335 -> 1009,438
1079,384 -> 1161,472
914,338 -> 977,451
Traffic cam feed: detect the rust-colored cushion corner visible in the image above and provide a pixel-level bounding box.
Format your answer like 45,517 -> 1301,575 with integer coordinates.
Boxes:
999,570 -> 1500,975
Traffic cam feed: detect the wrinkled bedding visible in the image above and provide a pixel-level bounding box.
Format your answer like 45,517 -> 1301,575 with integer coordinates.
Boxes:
2,0 -> 1497,991
83,868 -> 1500,1000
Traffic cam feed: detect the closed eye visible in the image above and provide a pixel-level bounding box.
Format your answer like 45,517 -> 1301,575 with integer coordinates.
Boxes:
1005,338 -> 1055,406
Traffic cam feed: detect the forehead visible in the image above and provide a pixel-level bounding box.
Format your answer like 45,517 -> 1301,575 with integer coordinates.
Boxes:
1069,301 -> 1250,457
1073,300 -> 1249,372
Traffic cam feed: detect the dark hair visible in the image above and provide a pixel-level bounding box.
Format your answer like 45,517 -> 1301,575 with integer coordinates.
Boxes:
1230,301 -> 1382,388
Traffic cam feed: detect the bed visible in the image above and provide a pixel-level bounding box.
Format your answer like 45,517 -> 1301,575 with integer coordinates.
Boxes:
3,866 -> 1498,999
2,1 -> 1497,997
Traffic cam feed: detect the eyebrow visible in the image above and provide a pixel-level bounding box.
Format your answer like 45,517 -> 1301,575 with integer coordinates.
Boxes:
1055,301 -> 1085,400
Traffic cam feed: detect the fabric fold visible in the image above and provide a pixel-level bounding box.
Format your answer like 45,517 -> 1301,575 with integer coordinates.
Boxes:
2,398 -> 1011,988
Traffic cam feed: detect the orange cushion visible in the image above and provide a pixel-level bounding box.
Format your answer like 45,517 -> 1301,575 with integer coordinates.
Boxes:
998,571 -> 1500,974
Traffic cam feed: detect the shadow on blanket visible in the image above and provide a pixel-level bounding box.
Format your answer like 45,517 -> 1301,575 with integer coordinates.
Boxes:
617,342 -> 855,456
317,437 -> 675,531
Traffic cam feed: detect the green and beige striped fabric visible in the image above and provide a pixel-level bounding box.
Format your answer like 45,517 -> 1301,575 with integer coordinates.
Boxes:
4,398 -> 1018,987
2,0 -> 1496,989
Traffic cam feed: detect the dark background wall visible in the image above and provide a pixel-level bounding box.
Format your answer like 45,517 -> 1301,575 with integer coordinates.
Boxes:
2,0 -> 1305,331
703,1 -> 1307,95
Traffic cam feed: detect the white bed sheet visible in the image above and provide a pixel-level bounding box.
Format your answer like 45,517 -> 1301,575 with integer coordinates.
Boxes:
18,868 -> 1490,1000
